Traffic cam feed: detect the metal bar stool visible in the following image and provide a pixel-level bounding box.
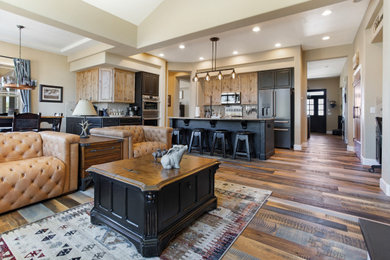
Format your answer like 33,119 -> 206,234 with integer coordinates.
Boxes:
172,127 -> 186,145
210,129 -> 231,158
233,131 -> 255,161
188,128 -> 208,154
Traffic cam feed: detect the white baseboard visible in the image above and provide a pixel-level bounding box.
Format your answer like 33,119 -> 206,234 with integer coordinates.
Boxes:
380,178 -> 390,196
326,130 -> 332,135
293,144 -> 302,150
361,156 -> 378,166
347,145 -> 355,152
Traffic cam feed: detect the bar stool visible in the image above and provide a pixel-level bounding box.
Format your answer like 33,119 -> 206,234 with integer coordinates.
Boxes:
188,128 -> 208,154
172,128 -> 186,145
210,130 -> 231,158
233,131 -> 255,161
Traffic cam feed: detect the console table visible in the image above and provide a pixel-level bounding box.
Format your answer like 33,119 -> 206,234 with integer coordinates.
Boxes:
87,154 -> 220,257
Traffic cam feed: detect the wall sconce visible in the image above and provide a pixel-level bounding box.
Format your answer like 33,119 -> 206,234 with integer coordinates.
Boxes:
329,100 -> 336,108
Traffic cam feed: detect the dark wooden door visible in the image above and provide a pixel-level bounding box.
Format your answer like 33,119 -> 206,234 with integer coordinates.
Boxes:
307,89 -> 326,133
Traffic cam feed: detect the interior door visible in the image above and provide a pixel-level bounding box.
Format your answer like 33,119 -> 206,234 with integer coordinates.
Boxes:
307,90 -> 326,133
353,68 -> 361,158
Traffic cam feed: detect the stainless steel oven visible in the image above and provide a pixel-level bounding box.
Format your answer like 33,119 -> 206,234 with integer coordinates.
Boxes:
142,95 -> 159,125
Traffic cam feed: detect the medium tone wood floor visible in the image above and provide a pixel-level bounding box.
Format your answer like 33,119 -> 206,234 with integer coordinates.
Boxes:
1,134 -> 389,259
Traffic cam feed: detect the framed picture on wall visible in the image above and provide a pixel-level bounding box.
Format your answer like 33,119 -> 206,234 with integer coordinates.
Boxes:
39,85 -> 63,103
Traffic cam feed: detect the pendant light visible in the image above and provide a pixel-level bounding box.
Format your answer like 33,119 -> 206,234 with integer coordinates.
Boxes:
192,37 -> 236,82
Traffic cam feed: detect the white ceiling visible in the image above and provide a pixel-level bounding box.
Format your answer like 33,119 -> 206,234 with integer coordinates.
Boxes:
307,57 -> 347,79
0,0 -> 369,66
81,0 -> 165,26
148,0 -> 369,62
0,9 -> 103,56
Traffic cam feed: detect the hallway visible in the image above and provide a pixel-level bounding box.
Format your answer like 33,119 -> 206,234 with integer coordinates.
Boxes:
219,133 -> 390,259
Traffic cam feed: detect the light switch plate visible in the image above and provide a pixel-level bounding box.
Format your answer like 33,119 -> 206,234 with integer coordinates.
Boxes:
370,107 -> 376,114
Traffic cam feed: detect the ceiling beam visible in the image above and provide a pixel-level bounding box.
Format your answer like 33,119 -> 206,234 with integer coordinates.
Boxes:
0,0 -> 138,51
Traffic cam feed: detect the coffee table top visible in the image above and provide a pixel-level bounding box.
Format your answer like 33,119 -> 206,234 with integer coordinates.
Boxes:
86,154 -> 220,191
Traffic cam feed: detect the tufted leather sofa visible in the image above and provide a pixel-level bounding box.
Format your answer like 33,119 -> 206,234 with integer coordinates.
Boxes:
90,125 -> 172,159
0,131 -> 80,214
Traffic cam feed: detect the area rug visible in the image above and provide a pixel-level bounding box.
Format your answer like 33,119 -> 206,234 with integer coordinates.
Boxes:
0,181 -> 271,260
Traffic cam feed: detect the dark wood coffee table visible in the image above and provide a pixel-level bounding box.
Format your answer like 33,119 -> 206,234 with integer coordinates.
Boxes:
87,154 -> 220,257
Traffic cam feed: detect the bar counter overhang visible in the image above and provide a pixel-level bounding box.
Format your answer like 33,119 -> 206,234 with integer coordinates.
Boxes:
169,117 -> 274,160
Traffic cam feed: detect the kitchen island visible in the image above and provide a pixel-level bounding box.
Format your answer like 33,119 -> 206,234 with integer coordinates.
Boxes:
169,117 -> 274,160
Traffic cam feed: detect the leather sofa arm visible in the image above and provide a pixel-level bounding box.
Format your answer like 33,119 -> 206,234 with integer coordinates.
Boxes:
39,132 -> 80,192
143,126 -> 173,148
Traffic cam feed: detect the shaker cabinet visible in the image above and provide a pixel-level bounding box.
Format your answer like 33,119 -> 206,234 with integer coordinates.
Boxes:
259,68 -> 293,89
76,68 -> 99,101
239,72 -> 257,105
136,72 -> 159,96
77,68 -> 135,103
202,79 -> 221,106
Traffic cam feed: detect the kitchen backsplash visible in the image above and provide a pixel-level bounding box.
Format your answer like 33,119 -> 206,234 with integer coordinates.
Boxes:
203,105 -> 258,119
94,103 -> 130,116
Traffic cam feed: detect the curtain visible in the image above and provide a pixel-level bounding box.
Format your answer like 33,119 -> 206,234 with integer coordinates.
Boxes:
13,58 -> 31,113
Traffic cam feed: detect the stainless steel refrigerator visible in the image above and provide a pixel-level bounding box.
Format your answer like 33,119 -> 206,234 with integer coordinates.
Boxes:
258,88 -> 294,148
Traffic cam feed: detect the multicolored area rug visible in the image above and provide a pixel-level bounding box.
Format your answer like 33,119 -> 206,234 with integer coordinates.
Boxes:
0,181 -> 271,260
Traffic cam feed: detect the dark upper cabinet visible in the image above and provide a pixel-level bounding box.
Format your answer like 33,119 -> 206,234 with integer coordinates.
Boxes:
258,70 -> 275,89
137,72 -> 159,96
258,68 -> 293,89
275,69 -> 292,88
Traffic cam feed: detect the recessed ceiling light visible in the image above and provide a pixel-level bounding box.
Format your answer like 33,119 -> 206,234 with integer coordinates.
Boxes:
322,36 -> 330,40
159,53 -> 164,57
322,10 -> 332,16
275,43 -> 281,48
179,44 -> 185,49
252,26 -> 260,32
199,57 -> 204,60
232,51 -> 238,55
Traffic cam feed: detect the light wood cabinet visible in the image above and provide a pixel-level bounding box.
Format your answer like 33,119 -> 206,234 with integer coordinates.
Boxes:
76,68 -> 99,101
211,79 -> 221,105
76,68 -> 135,103
114,69 -> 135,103
99,68 -> 113,102
203,79 -> 212,106
239,72 -> 257,105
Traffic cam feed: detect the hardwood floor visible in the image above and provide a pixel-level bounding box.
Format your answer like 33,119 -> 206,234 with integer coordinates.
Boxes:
1,134 -> 389,259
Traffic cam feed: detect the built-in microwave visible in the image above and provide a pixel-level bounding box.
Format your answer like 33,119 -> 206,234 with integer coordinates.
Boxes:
221,92 -> 241,104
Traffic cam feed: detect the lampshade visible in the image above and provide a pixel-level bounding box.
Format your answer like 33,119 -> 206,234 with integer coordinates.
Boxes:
72,99 -> 97,116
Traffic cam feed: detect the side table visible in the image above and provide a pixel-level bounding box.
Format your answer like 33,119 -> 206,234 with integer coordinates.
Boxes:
79,135 -> 123,190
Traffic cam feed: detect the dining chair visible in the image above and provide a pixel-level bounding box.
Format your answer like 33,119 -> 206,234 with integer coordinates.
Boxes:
12,112 -> 41,132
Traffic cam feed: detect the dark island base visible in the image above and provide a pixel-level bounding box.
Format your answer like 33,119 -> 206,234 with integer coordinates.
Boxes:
91,198 -> 217,257
170,118 -> 275,160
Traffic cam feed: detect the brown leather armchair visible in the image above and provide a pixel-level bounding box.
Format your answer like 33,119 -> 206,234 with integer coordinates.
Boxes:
90,125 -> 172,159
0,131 -> 80,214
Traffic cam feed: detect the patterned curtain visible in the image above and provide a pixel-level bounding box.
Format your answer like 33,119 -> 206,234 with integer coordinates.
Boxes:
13,58 -> 31,113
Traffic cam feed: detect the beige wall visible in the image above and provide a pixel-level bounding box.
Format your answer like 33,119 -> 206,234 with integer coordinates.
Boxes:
0,40 -> 76,131
308,77 -> 341,133
167,72 -> 190,124
352,0 -> 383,163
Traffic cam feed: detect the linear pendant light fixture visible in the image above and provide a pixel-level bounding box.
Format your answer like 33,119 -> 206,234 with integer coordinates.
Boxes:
193,37 -> 236,82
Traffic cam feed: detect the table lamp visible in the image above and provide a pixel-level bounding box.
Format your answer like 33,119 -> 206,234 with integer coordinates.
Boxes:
72,99 -> 97,138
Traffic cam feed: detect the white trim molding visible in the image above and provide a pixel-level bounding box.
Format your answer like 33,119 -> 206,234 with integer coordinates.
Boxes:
293,144 -> 302,150
380,178 -> 390,196
361,156 -> 378,166
347,145 -> 355,152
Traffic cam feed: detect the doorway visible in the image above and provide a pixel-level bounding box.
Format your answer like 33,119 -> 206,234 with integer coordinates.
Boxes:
307,89 -> 327,133
353,67 -> 361,158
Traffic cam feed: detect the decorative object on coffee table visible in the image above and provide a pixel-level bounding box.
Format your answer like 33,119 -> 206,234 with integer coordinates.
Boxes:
72,99 -> 97,138
161,144 -> 188,169
87,154 -> 220,257
152,148 -> 167,161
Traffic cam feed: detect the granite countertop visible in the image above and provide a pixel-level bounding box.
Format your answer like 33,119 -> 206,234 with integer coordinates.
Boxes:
169,117 -> 274,121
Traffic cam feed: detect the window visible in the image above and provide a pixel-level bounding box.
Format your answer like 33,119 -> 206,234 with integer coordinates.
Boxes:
307,99 -> 314,116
